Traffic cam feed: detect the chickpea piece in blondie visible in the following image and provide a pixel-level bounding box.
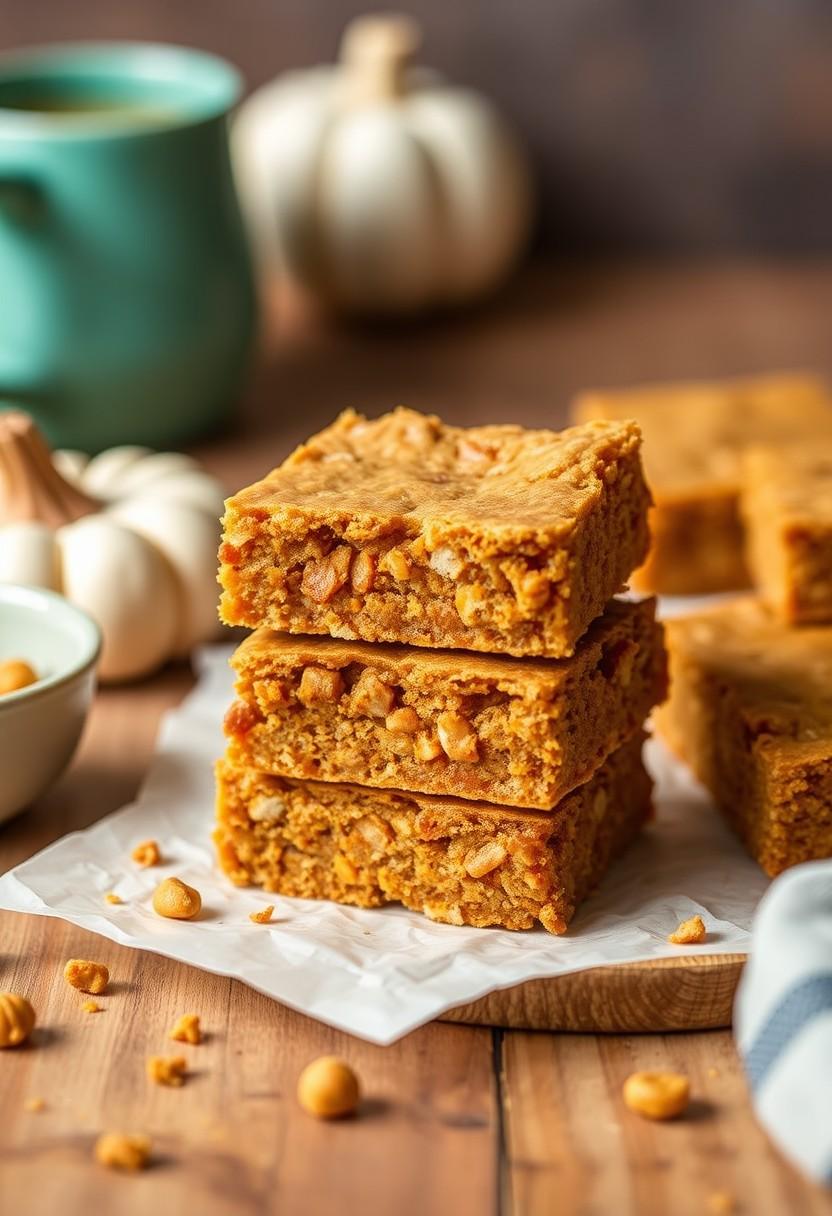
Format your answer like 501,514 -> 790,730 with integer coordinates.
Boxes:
64,959 -> 109,995
132,839 -> 161,868
169,1013 -> 201,1045
152,877 -> 202,920
147,1055 -> 187,1087
0,992 -> 36,1048
622,1071 -> 690,1120
0,658 -> 37,695
95,1132 -> 152,1171
668,914 -> 707,945
297,1056 -> 360,1119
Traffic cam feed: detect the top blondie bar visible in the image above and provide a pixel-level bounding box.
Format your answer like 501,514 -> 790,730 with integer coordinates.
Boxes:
219,408 -> 651,657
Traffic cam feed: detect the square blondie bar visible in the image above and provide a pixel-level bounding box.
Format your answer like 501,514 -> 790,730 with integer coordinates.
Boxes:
742,444 -> 832,624
655,598 -> 832,875
224,597 -> 666,810
214,735 -> 652,934
219,408 -> 651,658
573,373 -> 832,595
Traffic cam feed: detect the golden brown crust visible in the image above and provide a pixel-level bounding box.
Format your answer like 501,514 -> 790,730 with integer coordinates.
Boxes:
574,373 -> 832,594
655,597 -> 832,875
742,444 -> 832,624
214,735 -> 652,934
225,598 -> 666,809
218,408 -> 651,658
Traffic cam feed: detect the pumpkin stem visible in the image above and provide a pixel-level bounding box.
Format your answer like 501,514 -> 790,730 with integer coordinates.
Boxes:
0,411 -> 98,526
340,13 -> 421,103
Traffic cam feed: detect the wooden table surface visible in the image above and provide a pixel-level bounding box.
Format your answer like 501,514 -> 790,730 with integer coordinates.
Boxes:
3,261 -> 832,1216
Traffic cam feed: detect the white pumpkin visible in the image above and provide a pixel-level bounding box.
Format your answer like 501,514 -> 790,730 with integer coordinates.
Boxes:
232,14 -> 533,314
0,412 -> 226,682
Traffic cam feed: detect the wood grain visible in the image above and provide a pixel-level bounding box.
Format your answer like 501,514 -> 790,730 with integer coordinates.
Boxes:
4,263 -> 832,1214
443,955 -> 747,1033
501,1031 -> 832,1216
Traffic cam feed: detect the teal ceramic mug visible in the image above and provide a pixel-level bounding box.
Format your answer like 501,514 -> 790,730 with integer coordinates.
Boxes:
0,42 -> 256,451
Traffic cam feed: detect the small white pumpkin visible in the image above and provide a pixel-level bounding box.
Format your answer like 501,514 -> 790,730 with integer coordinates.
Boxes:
0,413 -> 225,682
232,13 -> 533,314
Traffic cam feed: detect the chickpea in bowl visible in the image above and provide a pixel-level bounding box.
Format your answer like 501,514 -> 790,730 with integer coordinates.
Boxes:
0,585 -> 101,823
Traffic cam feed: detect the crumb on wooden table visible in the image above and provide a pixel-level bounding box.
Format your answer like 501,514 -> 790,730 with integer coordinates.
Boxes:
82,1000 -> 104,1014
95,1132 -> 152,1171
249,904 -> 275,924
169,1013 -> 201,1045
668,914 -> 707,945
147,1055 -> 187,1087
0,992 -> 36,1048
64,959 -> 109,995
622,1071 -> 691,1120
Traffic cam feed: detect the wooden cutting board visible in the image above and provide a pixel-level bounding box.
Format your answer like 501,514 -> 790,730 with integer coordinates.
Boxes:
440,953 -> 747,1032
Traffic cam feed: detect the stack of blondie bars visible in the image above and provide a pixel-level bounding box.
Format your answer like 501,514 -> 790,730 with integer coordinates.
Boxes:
214,408 -> 667,934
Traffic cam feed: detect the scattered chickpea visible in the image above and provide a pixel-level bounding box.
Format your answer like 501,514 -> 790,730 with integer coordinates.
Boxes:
24,1097 -> 46,1113
0,658 -> 37,695
668,914 -> 707,945
169,1014 -> 201,1046
105,892 -> 123,905
95,1132 -> 152,1171
152,877 -> 202,920
249,905 -> 274,925
622,1071 -> 690,1121
132,839 -> 161,868
297,1056 -> 360,1119
64,959 -> 109,995
82,1000 -> 103,1014
0,992 -> 36,1048
147,1055 -> 187,1087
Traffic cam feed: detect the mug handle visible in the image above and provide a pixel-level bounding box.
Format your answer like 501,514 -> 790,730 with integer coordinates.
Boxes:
0,176 -> 44,223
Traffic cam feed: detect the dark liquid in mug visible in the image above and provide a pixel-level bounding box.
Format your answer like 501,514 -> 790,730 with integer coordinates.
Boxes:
1,95 -> 181,124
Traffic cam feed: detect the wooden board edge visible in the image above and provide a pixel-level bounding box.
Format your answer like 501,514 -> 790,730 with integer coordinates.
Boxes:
439,953 -> 748,1033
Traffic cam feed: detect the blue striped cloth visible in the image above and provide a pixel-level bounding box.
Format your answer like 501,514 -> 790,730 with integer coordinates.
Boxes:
734,860 -> 832,1186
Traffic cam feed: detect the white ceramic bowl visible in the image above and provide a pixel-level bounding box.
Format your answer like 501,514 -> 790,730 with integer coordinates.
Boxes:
0,584 -> 101,824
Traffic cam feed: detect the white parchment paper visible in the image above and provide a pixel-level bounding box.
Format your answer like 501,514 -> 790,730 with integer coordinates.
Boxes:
0,642 -> 768,1045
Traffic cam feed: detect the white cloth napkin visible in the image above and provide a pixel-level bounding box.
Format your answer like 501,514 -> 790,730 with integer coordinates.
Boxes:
735,861 -> 832,1186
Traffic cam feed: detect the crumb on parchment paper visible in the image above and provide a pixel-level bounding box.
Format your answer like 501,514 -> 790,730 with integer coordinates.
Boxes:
132,840 -> 161,868
668,914 -> 707,945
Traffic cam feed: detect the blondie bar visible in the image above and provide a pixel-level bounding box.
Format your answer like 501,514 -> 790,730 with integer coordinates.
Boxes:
219,408 -> 650,658
742,444 -> 832,624
655,598 -> 832,875
224,597 -> 666,810
573,373 -> 832,595
214,735 -> 652,934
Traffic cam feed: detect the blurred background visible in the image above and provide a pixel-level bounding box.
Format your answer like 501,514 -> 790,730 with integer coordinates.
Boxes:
3,0 -> 832,483
5,0 -> 832,255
